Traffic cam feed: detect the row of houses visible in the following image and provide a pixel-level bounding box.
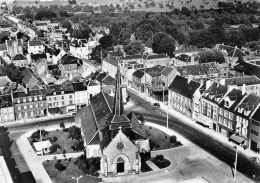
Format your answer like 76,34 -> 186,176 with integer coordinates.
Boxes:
167,75 -> 260,153
0,80 -> 100,123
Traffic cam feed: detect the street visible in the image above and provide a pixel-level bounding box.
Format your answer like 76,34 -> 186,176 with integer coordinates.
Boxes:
127,90 -> 260,182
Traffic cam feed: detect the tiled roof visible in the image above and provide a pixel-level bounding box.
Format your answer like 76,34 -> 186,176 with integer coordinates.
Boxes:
133,70 -> 145,78
161,66 -> 173,76
61,55 -> 79,65
53,49 -> 60,56
175,54 -> 191,62
234,61 -> 260,78
46,83 -> 74,95
12,54 -> 27,61
96,72 -> 107,82
235,93 -> 260,118
0,44 -> 7,51
0,95 -> 12,108
252,107 -> 260,122
21,68 -> 41,89
142,65 -> 166,77
86,80 -> 98,86
72,82 -> 87,91
215,44 -> 246,57
203,82 -> 228,104
218,89 -> 246,112
225,76 -> 260,86
102,76 -> 116,86
168,75 -> 200,99
176,62 -> 219,77
144,54 -> 168,60
0,76 -> 11,87
122,55 -> 143,60
31,54 -> 47,60
29,40 -> 43,47
13,89 -> 46,98
105,56 -> 118,67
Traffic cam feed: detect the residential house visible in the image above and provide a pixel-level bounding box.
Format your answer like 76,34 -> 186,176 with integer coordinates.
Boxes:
172,54 -> 198,66
168,75 -> 200,117
232,94 -> 260,147
12,54 -> 29,67
250,107 -> 260,153
102,56 -> 118,78
52,49 -> 66,64
13,88 -> 48,120
46,83 -> 75,114
6,39 -> 23,57
218,88 -> 246,138
160,66 -> 175,87
28,40 -> 44,54
72,80 -> 100,110
199,81 -> 229,130
144,37 -> 153,54
0,43 -> 8,57
217,62 -> 230,78
59,55 -> 83,80
223,76 -> 260,96
0,95 -> 15,123
174,62 -> 219,82
132,70 -> 152,94
215,43 -> 246,65
69,39 -> 89,59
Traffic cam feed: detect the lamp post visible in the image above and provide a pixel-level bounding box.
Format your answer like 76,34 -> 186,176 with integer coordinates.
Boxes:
35,125 -> 43,156
234,144 -> 239,180
72,175 -> 83,183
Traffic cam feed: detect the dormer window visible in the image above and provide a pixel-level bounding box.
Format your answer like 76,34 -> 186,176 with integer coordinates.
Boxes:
34,96 -> 37,101
23,98 -> 26,103
244,110 -> 250,116
224,100 -> 229,108
238,107 -> 243,113
17,99 -> 20,104
29,97 -> 32,102
53,91 -> 56,95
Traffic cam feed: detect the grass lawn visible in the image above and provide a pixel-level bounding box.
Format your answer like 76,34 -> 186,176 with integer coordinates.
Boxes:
43,159 -> 101,183
143,125 -> 182,150
28,129 -> 81,155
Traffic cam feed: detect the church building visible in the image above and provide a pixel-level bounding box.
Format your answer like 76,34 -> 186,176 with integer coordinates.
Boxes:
76,67 -> 150,177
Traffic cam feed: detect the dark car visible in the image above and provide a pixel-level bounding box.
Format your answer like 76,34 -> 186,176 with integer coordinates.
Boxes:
153,103 -> 160,108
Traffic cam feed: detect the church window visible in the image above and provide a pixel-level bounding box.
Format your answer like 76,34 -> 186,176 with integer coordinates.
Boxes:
117,142 -> 125,151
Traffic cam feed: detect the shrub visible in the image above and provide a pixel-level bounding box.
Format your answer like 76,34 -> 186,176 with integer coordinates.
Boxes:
60,122 -> 65,129
71,141 -> 84,152
68,126 -> 82,140
50,136 -> 58,143
175,141 -> 182,146
54,161 -> 66,171
75,155 -> 100,176
150,140 -> 160,150
155,155 -> 164,161
49,144 -> 60,154
170,135 -> 177,143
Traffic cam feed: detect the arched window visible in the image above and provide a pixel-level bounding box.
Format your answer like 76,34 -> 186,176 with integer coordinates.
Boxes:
117,157 -> 124,163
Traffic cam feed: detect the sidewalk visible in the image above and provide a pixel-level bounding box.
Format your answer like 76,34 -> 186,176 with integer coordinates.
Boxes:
1,113 -> 73,127
128,88 -> 260,160
16,123 -> 82,183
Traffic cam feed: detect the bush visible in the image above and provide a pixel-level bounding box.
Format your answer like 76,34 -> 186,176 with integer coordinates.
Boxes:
150,140 -> 160,150
49,144 -> 60,154
155,155 -> 164,161
175,141 -> 182,146
75,155 -> 100,176
71,141 -> 84,152
68,126 -> 82,140
54,161 -> 66,171
50,136 -> 58,143
170,135 -> 177,143
60,122 -> 65,129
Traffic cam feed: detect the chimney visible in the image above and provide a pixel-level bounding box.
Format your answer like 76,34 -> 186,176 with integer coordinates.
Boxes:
242,84 -> 246,95
187,75 -> 193,84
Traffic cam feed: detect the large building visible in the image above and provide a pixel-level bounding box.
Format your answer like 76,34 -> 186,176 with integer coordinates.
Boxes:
77,68 -> 149,177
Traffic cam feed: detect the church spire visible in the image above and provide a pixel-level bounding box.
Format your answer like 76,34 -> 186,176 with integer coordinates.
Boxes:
113,61 -> 124,116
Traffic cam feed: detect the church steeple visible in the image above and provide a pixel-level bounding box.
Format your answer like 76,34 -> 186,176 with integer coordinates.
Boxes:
113,64 -> 124,116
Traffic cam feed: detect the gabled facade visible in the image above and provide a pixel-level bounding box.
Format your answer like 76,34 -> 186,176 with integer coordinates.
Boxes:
12,54 -> 29,67
59,55 -> 82,80
132,70 -> 152,94
69,39 -> 89,59
6,39 -> 23,57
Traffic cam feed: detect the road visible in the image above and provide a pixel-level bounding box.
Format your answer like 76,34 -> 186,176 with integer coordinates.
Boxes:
127,91 -> 260,182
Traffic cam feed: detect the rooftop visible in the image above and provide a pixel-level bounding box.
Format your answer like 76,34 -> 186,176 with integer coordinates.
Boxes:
234,61 -> 260,78
225,76 -> 260,86
29,40 -> 43,47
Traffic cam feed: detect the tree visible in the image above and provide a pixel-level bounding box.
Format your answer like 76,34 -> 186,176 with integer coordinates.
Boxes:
181,7 -> 190,16
99,35 -> 113,49
60,19 -> 72,30
68,126 -> 82,140
152,32 -> 175,57
72,29 -> 83,39
170,135 -> 177,143
49,144 -> 60,153
60,122 -> 65,129
124,40 -> 145,55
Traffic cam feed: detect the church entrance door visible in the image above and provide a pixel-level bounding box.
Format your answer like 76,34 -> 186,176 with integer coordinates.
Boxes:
117,157 -> 125,173
117,162 -> 124,173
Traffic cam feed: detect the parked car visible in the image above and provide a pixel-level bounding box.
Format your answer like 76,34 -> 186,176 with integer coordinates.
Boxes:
250,156 -> 260,164
153,103 -> 160,108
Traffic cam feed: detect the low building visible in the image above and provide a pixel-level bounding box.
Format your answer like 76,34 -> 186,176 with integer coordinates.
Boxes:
28,40 -> 44,54
13,89 -> 48,120
168,75 -> 200,118
0,95 -> 15,123
12,54 -> 29,67
46,83 -> 75,114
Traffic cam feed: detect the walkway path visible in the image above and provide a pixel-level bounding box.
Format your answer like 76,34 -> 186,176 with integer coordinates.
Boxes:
16,123 -> 83,183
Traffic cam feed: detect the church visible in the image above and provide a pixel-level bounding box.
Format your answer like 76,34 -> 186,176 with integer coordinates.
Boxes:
76,68 -> 150,177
